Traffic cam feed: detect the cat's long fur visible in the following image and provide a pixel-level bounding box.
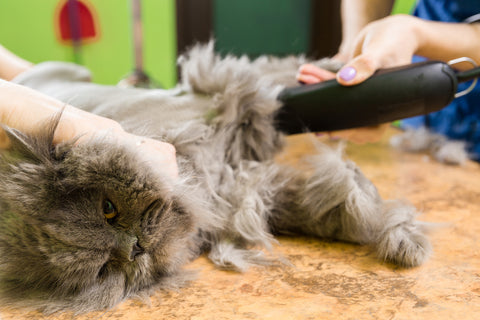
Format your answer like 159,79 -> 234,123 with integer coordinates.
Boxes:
0,43 -> 431,313
390,127 -> 468,165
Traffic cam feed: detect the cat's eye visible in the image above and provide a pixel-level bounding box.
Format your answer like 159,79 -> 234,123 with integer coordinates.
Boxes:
103,199 -> 118,220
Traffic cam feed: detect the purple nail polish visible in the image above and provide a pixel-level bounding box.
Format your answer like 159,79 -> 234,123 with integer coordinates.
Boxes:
339,66 -> 357,81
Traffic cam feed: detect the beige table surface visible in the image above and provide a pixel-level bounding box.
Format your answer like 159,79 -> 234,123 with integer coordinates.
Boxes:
1,129 -> 480,320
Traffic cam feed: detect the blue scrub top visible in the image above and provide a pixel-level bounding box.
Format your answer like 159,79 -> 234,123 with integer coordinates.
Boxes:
401,0 -> 480,161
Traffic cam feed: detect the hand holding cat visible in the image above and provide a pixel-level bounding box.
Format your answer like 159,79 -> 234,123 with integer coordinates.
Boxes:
0,79 -> 179,180
73,121 -> 179,181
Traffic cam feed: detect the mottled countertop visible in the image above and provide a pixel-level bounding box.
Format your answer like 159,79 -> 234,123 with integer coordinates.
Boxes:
2,129 -> 480,320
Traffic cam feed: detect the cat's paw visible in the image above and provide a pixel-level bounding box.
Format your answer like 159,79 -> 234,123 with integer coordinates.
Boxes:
374,201 -> 432,267
376,220 -> 432,267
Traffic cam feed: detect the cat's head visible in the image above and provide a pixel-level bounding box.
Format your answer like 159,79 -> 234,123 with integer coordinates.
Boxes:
0,117 -> 197,312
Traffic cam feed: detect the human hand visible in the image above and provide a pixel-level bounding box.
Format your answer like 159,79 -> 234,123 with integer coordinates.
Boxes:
61,113 -> 179,181
119,133 -> 179,181
0,80 -> 179,180
335,14 -> 420,86
295,15 -> 421,143
298,15 -> 420,86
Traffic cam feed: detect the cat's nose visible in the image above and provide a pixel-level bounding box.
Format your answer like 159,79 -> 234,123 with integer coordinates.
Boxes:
129,242 -> 144,261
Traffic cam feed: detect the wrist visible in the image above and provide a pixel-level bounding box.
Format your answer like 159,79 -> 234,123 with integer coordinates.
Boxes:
388,14 -> 439,62
402,15 -> 424,57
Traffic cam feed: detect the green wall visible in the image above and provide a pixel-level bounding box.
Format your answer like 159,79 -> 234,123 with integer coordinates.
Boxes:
213,0 -> 417,58
392,0 -> 417,14
214,0 -> 311,58
0,0 -> 177,87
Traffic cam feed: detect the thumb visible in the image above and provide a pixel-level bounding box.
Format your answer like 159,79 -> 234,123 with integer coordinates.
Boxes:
336,55 -> 379,86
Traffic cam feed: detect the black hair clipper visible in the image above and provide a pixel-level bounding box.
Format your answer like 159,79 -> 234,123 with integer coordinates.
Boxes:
276,59 -> 480,134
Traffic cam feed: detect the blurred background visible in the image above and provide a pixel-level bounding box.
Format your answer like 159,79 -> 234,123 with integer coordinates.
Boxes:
0,0 -> 416,88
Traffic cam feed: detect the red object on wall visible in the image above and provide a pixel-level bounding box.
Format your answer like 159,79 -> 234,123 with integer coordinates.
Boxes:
56,0 -> 98,43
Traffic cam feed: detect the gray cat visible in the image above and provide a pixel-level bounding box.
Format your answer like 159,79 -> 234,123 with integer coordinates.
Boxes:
0,43 -> 431,313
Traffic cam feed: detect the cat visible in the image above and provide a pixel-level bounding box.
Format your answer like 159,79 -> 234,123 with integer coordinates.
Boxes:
0,43 -> 431,313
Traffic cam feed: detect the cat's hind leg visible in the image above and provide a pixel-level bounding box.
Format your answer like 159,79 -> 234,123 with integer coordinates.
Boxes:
268,144 -> 432,267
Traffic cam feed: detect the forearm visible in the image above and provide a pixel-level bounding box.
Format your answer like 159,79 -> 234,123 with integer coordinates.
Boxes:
0,79 -> 122,149
338,0 -> 395,60
414,19 -> 480,68
0,45 -> 33,81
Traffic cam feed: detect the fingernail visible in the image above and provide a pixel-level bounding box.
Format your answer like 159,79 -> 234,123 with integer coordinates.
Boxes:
296,73 -> 306,85
338,66 -> 357,81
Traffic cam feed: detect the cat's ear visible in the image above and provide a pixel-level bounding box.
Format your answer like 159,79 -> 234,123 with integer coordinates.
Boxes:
1,111 -> 64,163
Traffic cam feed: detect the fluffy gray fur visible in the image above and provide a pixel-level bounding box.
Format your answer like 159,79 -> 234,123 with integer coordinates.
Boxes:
390,127 -> 468,165
0,43 -> 431,313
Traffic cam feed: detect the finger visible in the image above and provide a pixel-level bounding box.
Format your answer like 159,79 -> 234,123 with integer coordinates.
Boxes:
297,73 -> 324,85
157,140 -> 177,157
133,137 -> 179,181
147,140 -> 179,179
298,64 -> 336,82
336,55 -> 379,86
351,29 -> 369,59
